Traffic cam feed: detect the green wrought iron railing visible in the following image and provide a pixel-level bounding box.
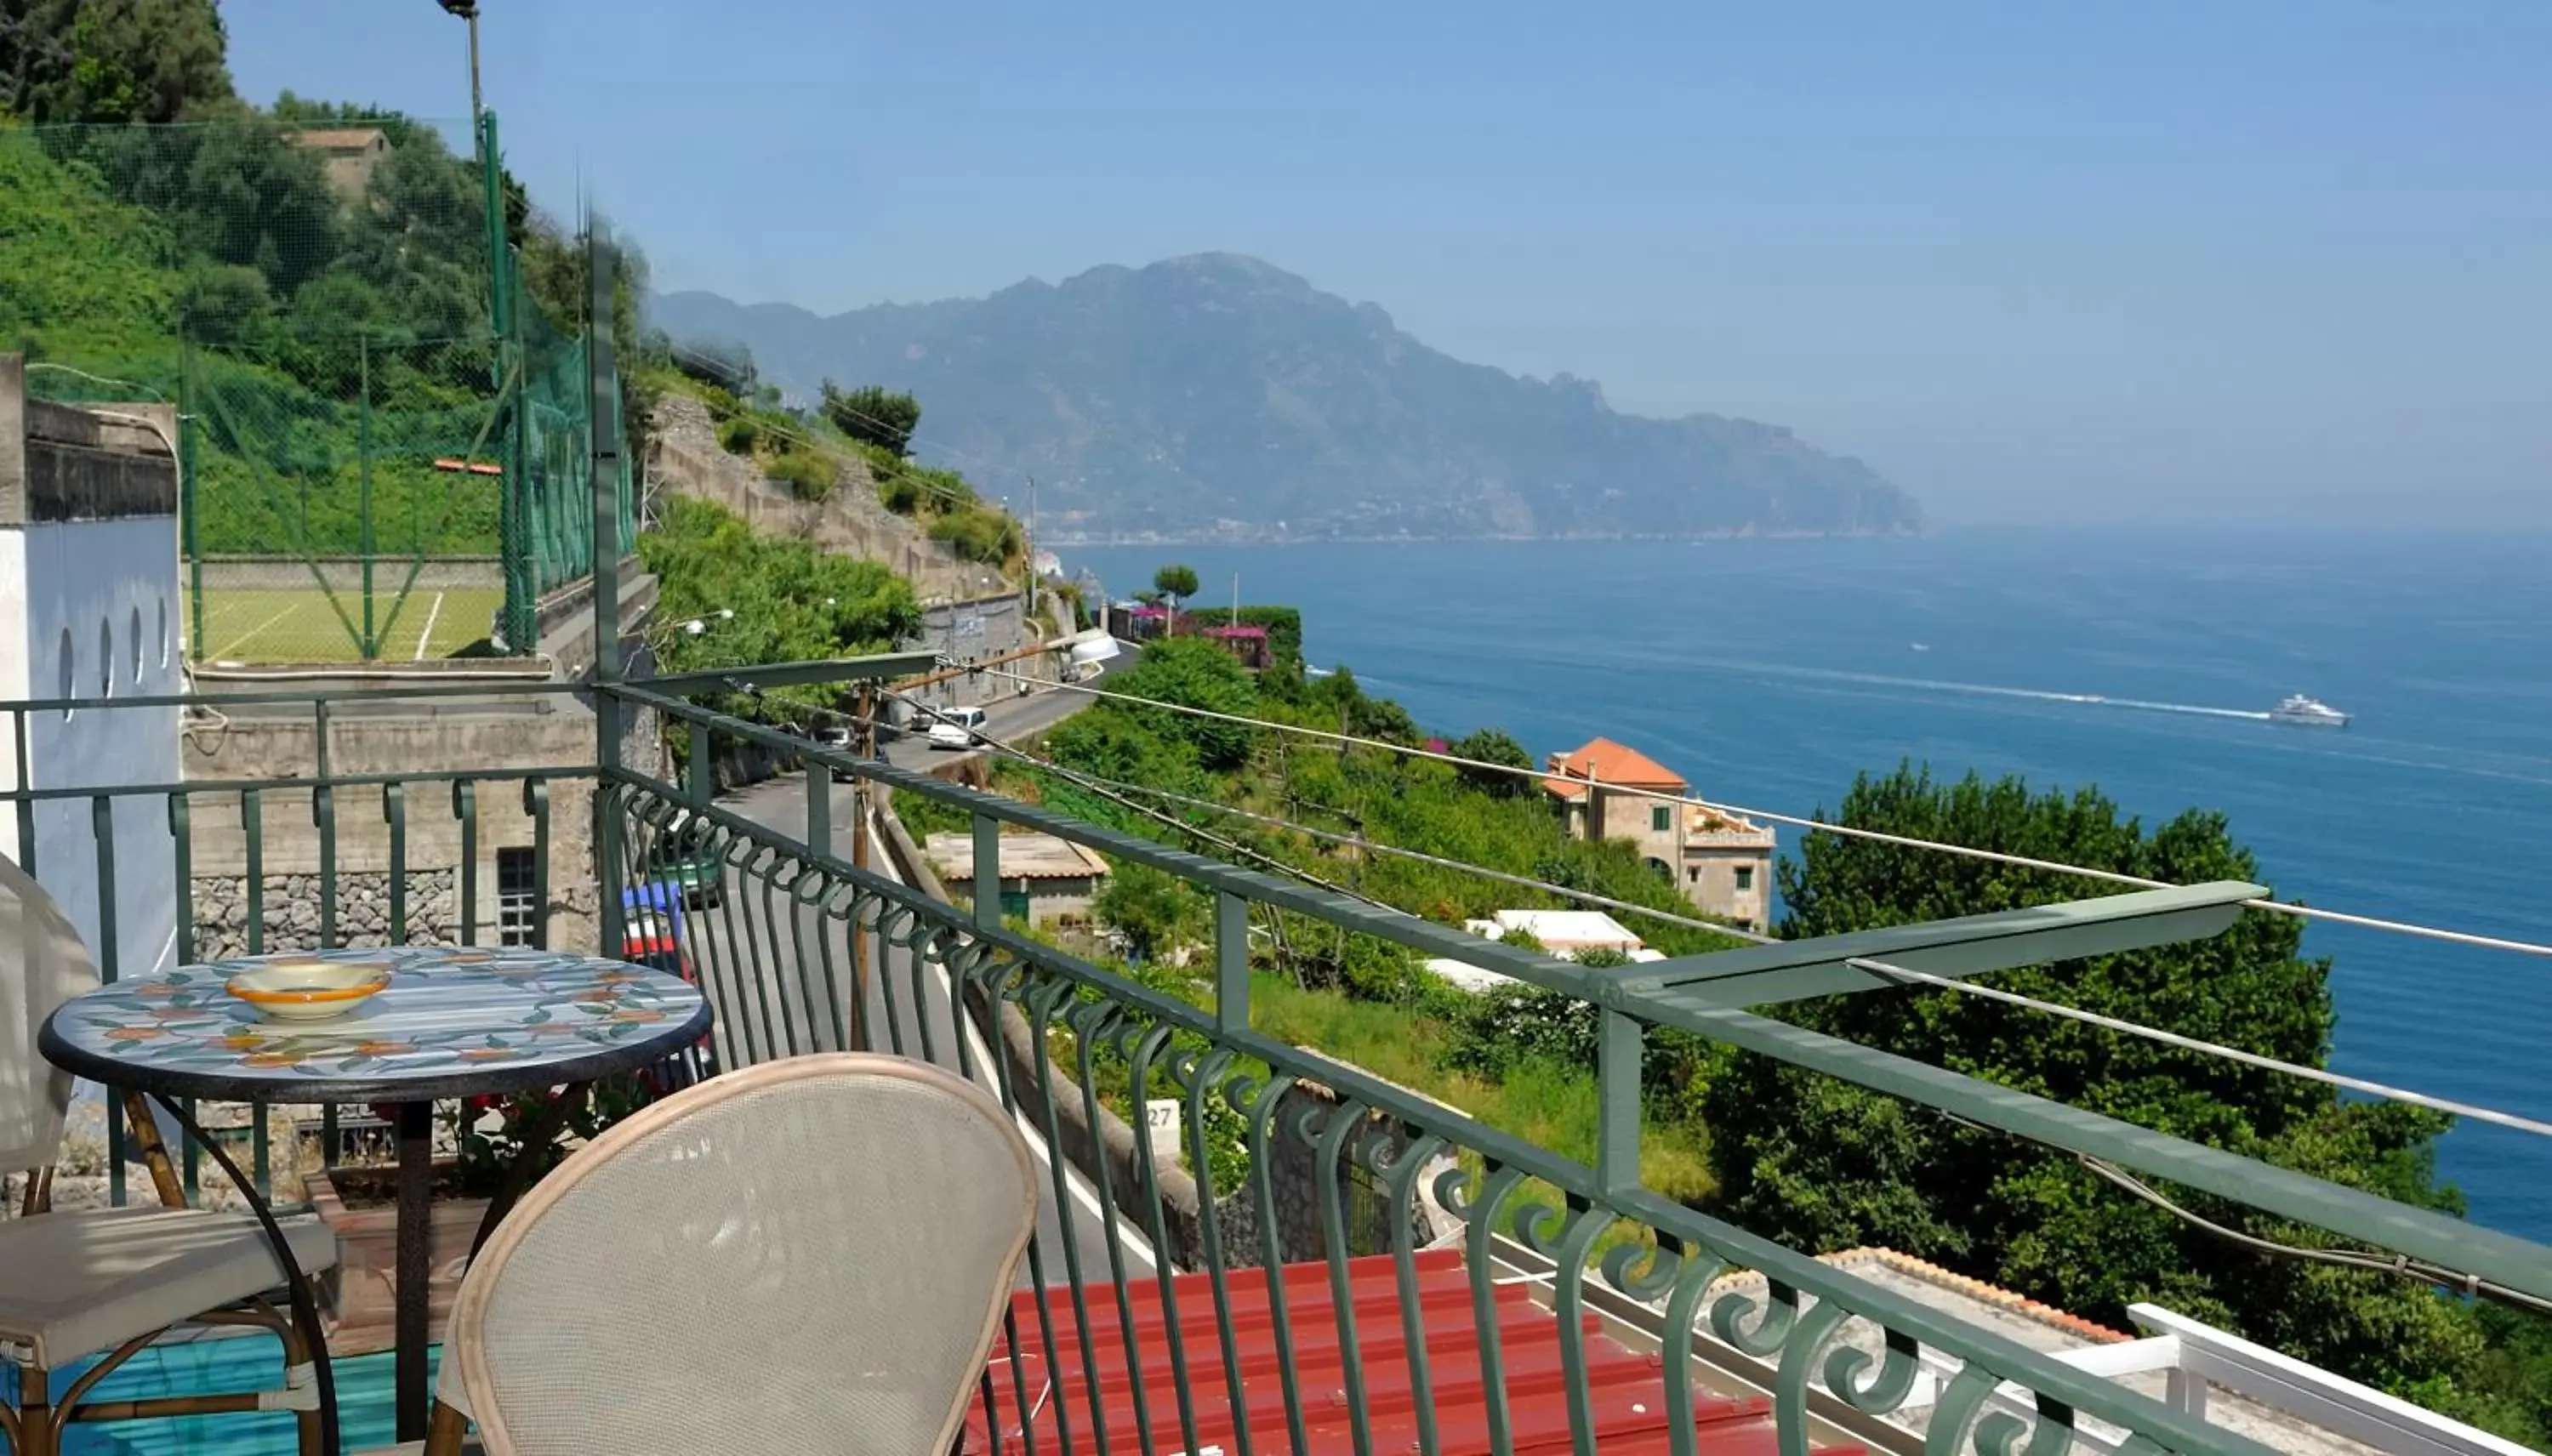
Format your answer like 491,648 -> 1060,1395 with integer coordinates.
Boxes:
580,683 -> 2552,1456
9,674 -> 2549,1456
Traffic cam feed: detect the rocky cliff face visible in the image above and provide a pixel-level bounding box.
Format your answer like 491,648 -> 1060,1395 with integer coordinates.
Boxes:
645,394 -> 1009,604
652,253 -> 1922,543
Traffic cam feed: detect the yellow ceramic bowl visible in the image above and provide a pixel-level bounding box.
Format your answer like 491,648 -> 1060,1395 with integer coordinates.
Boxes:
225,960 -> 391,1021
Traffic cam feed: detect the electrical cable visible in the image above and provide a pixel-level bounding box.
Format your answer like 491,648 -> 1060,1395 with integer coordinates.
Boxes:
875,685 -> 1394,912
904,666 -> 2552,1306
949,665 -> 2552,1140
2073,1154 -> 2552,1317
965,661 -> 2552,964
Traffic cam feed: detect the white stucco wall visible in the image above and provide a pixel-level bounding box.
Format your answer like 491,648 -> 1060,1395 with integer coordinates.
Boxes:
9,515 -> 183,981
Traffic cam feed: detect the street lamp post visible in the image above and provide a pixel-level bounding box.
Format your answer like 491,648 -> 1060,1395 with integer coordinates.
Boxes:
436,1 -> 483,143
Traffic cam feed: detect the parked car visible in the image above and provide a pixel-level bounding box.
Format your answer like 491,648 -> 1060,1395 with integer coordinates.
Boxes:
812,724 -> 855,782
926,706 -> 988,751
618,884 -> 691,981
643,810 -> 722,908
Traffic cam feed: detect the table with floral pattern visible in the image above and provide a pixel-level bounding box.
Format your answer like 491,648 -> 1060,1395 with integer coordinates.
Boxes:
40,945 -> 711,1103
39,944 -> 715,1448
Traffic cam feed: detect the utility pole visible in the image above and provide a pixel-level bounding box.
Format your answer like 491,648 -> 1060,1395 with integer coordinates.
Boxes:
1024,475 -> 1037,621
849,680 -> 875,1050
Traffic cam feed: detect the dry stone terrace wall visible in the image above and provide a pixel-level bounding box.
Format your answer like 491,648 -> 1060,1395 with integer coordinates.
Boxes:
189,868 -> 460,961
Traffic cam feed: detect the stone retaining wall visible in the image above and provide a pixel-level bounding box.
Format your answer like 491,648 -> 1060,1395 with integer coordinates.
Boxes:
189,869 -> 461,960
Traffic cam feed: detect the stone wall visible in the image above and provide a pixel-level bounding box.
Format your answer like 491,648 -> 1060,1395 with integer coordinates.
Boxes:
183,691 -> 610,953
647,394 -> 1008,603
190,868 -> 460,961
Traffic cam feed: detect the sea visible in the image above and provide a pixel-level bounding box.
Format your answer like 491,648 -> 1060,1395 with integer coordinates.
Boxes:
1071,527 -> 2552,1243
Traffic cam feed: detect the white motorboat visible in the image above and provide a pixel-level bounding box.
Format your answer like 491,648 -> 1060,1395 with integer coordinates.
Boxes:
2270,693 -> 2350,727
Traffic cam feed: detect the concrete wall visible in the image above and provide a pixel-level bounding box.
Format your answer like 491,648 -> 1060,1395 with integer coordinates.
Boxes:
23,517 -> 185,979
180,694 -> 613,956
0,356 -> 184,978
647,393 -> 1008,603
908,587 -> 1049,709
1681,840 -> 1773,930
1592,786 -> 1683,875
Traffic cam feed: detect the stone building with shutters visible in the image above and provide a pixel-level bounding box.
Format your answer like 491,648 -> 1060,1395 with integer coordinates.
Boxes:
1542,735 -> 1775,931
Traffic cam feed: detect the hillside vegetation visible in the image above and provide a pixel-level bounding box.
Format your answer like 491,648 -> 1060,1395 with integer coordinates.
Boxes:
1,9 -> 640,565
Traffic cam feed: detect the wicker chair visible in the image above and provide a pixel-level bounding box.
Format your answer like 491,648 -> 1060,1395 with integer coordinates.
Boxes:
0,851 -> 335,1456
403,1053 -> 1038,1455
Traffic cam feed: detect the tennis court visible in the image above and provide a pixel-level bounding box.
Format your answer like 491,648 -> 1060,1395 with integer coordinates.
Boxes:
191,585 -> 504,664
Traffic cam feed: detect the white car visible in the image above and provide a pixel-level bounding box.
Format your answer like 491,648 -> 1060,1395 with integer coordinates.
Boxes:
926,707 -> 987,751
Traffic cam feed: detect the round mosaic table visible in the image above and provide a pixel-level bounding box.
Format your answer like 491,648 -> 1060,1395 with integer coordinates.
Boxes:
38,946 -> 713,1451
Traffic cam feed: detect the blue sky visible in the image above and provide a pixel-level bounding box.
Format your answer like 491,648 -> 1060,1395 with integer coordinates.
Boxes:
225,2 -> 2549,526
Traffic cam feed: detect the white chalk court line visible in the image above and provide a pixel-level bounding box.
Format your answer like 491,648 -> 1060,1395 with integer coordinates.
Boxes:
413,591 -> 446,662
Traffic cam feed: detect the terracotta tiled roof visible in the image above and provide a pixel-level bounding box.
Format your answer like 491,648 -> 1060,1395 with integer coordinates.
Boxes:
1706,1248 -> 2133,1345
973,1250 -> 1862,1455
1542,737 -> 1687,799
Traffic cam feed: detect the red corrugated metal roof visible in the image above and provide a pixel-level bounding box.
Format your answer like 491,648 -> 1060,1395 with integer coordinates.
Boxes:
970,1249 -> 1854,1456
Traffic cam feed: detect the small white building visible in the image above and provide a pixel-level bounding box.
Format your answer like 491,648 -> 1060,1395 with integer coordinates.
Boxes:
1430,909 -> 1663,993
0,356 -> 182,981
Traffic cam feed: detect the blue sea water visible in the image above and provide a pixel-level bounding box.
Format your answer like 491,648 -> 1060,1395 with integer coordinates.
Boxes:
1074,528 -> 2552,1243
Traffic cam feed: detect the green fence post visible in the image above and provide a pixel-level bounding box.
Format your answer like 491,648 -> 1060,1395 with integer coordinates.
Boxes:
180,340 -> 204,663
481,109 -> 529,654
589,225 -> 626,962
972,814 -> 1001,933
1596,1009 -> 1643,1198
1215,890 -> 1250,1033
358,333 -> 374,658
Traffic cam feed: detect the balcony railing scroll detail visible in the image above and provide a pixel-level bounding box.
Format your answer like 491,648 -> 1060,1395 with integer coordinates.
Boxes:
595,687 -> 2384,1456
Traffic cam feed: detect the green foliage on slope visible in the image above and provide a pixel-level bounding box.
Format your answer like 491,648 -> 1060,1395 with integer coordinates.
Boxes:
1705,764 -> 2543,1439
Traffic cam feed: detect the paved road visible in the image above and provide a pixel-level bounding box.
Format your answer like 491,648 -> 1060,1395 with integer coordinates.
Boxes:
710,655 -> 1148,1286
884,651 -> 1117,772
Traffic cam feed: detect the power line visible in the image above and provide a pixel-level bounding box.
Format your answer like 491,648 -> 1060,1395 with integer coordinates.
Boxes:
965,661 -> 2552,964
919,671 -> 2552,1141
875,686 -> 1392,913
1848,958 -> 2552,1140
2072,1155 -> 2552,1317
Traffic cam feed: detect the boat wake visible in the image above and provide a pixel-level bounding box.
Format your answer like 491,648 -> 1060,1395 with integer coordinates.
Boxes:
1692,660 -> 2276,722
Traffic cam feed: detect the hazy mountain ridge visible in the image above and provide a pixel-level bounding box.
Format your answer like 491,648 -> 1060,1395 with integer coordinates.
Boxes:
650,253 -> 1920,542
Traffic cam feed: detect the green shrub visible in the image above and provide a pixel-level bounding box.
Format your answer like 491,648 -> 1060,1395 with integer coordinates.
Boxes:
715,415 -> 759,455
766,447 -> 835,501
927,505 -> 1018,564
879,472 -> 922,515
817,381 -> 920,456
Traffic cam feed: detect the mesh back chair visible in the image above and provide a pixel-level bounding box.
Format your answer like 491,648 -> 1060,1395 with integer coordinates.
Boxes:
442,1054 -> 1039,1456
0,850 -> 336,1456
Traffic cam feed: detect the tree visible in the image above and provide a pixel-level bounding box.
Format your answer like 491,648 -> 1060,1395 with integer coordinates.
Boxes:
1450,728 -> 1535,797
1,0 -> 232,124
1703,763 -> 2488,1401
1107,637 -> 1257,773
636,496 -> 920,727
1154,564 -> 1200,601
818,382 -> 920,457
1094,862 -> 1210,964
